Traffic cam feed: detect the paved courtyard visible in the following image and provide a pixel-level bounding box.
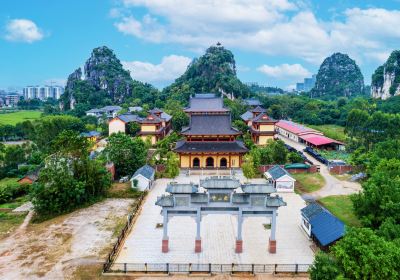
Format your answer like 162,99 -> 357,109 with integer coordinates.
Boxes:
114,174 -> 314,265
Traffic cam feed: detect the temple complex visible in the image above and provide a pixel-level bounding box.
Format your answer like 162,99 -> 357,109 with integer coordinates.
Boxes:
241,106 -> 277,145
175,94 -> 248,168
108,108 -> 172,145
155,176 -> 286,254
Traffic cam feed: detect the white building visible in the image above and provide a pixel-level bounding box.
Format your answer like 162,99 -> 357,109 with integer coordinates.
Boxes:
86,106 -> 122,119
130,165 -> 155,191
264,165 -> 296,193
23,86 -> 64,100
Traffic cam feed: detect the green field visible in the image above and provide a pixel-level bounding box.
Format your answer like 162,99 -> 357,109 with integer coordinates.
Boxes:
0,110 -> 42,125
309,124 -> 347,143
319,195 -> 361,227
293,173 -> 325,193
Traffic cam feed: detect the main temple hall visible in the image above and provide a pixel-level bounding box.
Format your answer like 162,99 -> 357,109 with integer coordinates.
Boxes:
174,94 -> 248,168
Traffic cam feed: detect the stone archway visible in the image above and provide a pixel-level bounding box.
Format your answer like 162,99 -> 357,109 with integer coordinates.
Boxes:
193,157 -> 200,168
206,157 -> 214,167
220,157 -> 227,167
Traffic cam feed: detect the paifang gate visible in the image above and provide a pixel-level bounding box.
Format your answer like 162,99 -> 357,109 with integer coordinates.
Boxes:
155,177 -> 286,254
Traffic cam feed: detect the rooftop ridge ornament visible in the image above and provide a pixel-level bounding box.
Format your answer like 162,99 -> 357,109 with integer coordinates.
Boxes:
156,177 -> 286,254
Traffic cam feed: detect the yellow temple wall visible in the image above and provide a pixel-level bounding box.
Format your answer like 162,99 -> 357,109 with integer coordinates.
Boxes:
179,154 -> 241,168
258,135 -> 274,145
141,124 -> 157,132
259,124 -> 275,131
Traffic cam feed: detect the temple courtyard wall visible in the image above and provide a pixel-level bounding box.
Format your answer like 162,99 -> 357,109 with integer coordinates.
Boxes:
114,173 -> 314,265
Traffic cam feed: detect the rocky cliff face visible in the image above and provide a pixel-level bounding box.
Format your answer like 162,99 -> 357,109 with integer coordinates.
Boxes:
371,50 -> 400,100
61,46 -> 134,110
311,53 -> 364,99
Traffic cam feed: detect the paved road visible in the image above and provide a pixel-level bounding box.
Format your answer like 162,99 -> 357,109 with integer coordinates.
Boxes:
277,135 -> 361,200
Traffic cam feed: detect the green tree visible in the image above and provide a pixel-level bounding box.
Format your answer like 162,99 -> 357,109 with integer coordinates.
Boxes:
287,152 -> 303,163
31,132 -> 111,216
333,228 -> 400,280
165,151 -> 179,178
105,133 -> 147,178
242,154 -> 257,180
309,252 -> 340,280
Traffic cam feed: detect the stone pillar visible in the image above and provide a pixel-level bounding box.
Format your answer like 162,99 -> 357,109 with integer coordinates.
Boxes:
195,210 -> 201,253
236,212 -> 243,253
162,211 -> 169,253
269,210 -> 277,254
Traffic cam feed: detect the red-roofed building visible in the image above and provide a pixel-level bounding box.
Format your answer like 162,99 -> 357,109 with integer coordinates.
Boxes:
299,134 -> 344,150
276,120 -> 344,150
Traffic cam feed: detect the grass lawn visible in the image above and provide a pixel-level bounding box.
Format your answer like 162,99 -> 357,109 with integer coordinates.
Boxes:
0,110 -> 42,125
293,173 -> 325,193
0,212 -> 26,239
319,195 -> 361,227
308,124 -> 347,143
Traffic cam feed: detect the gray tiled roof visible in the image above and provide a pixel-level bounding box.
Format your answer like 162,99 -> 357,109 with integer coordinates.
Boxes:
252,113 -> 276,123
185,95 -> 229,112
86,108 -> 104,113
149,108 -> 163,114
102,105 -> 122,111
166,182 -> 198,193
244,99 -> 261,106
174,140 -> 248,153
266,196 -> 287,207
241,184 -> 276,194
266,165 -> 291,180
251,106 -> 266,113
155,195 -> 174,207
191,193 -> 208,203
232,193 -> 250,204
200,177 -> 241,189
117,113 -> 138,123
182,114 -> 240,135
161,112 -> 172,122
129,106 -> 143,112
240,111 -> 253,121
131,164 -> 155,180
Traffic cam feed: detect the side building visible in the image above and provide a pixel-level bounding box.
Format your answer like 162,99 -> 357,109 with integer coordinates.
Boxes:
241,106 -> 277,145
108,108 -> 172,145
174,94 -> 248,168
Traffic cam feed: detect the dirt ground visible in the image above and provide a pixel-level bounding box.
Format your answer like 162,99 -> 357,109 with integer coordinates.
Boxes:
0,198 -> 135,280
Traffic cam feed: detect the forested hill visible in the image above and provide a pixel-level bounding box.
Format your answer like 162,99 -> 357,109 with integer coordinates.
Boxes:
162,44 -> 251,102
60,46 -> 159,112
311,53 -> 365,99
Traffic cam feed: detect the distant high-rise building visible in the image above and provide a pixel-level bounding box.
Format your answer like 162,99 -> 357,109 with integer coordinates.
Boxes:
23,85 -> 64,100
296,75 -> 316,92
296,83 -> 305,92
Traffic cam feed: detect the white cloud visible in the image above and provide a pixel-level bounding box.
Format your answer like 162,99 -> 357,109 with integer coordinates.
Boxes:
5,19 -> 44,43
113,1 -> 400,65
257,63 -> 310,80
122,55 -> 191,83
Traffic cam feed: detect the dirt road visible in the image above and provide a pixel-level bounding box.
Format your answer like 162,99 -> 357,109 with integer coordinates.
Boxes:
277,135 -> 361,199
0,198 -> 134,280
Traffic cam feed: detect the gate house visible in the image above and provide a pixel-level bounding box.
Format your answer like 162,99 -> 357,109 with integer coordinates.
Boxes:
155,177 -> 286,254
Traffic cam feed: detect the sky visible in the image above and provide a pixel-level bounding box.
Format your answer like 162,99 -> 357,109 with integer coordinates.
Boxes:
1,0 -> 400,91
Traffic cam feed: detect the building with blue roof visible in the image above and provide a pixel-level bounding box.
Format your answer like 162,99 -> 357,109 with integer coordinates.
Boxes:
301,202 -> 345,248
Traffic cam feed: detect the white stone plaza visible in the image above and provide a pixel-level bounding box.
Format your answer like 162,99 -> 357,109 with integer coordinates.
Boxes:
114,173 -> 315,265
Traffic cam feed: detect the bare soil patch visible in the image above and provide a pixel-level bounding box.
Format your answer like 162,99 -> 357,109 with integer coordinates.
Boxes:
0,198 -> 135,279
